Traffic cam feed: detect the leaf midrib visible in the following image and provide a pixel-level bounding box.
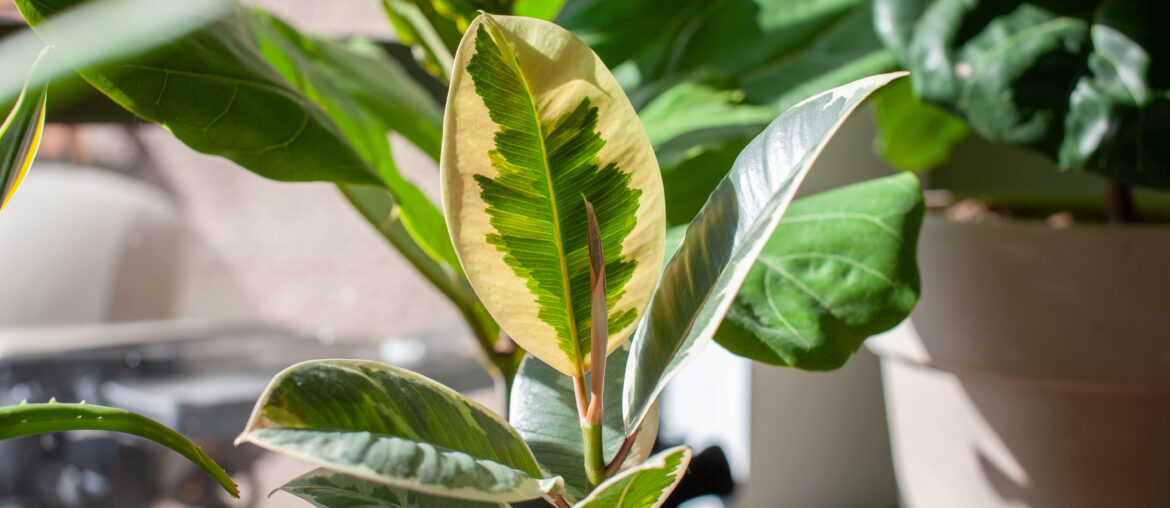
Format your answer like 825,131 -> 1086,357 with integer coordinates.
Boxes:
482,18 -> 583,372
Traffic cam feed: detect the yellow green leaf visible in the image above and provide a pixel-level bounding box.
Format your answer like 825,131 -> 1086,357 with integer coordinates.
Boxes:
440,14 -> 664,376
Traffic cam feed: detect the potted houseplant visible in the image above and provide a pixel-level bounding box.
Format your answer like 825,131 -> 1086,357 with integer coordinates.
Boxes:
13,1 -> 927,505
863,2 -> 1170,507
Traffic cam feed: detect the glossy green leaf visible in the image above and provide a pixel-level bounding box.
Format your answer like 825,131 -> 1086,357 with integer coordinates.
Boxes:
0,402 -> 237,497
572,446 -> 691,508
1,0 -> 230,104
509,346 -> 658,503
623,72 -> 906,433
874,0 -> 1170,187
280,469 -> 505,508
237,360 -> 559,503
715,172 -> 924,370
442,14 -> 664,376
17,0 -> 380,185
871,78 -> 969,171
0,70 -> 46,212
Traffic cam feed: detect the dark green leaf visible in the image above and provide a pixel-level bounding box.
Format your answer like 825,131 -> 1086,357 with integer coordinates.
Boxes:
623,72 -> 906,433
2,0 -> 230,103
0,402 -> 237,497
508,346 -> 658,502
280,469 -> 505,508
715,172 -> 924,370
17,0 -> 380,185
238,360 -> 559,503
874,0 -> 1170,187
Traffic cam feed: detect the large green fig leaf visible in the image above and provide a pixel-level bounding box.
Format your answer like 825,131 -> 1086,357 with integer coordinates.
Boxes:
441,14 -> 664,377
572,446 -> 691,508
16,0 -> 379,185
237,360 -> 561,503
0,402 -> 236,497
509,346 -> 658,502
280,469 -> 504,508
715,172 -> 924,370
623,72 -> 906,433
874,0 -> 1170,187
0,69 -> 46,212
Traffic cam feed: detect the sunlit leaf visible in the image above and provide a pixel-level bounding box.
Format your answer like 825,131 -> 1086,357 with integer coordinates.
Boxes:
237,360 -> 560,503
442,14 -> 664,376
0,69 -> 46,211
623,72 -> 906,433
572,446 -> 691,508
0,402 -> 237,497
716,172 -> 924,370
280,469 -> 505,508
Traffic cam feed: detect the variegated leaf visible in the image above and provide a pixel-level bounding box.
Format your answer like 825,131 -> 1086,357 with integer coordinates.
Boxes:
623,72 -> 907,433
237,360 -> 561,504
441,14 -> 664,376
0,75 -> 45,211
572,446 -> 691,508
279,469 -> 505,508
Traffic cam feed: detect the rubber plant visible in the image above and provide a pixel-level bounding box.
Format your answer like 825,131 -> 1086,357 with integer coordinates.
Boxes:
0,0 -> 239,498
230,14 -> 910,507
12,2 -> 926,504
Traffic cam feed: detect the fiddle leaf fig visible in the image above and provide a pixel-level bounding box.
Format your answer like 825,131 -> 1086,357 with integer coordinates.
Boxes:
716,172 -> 924,370
441,14 -> 664,377
237,360 -> 562,504
874,0 -> 1170,187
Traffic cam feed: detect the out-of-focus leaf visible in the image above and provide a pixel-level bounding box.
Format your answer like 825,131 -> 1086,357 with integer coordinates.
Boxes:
572,446 -> 691,508
0,70 -> 46,211
715,172 -> 924,370
871,78 -> 969,171
509,346 -> 658,502
238,360 -> 560,503
874,0 -> 1170,187
0,402 -> 237,497
442,14 -> 664,376
1,0 -> 230,104
513,0 -> 566,21
623,72 -> 906,433
280,469 -> 505,508
17,0 -> 381,185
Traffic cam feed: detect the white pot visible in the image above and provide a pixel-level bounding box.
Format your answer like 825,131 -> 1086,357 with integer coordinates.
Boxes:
868,216 -> 1170,507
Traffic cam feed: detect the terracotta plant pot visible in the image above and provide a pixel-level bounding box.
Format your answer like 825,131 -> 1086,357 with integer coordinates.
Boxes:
867,216 -> 1170,507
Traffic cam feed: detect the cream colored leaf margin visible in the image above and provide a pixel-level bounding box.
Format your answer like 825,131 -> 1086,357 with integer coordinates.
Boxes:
440,14 -> 664,375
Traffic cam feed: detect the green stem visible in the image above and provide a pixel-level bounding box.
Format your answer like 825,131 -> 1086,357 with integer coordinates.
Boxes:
582,420 -> 605,489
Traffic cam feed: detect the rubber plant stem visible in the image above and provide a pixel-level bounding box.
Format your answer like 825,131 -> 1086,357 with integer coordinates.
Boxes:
582,198 -> 608,489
